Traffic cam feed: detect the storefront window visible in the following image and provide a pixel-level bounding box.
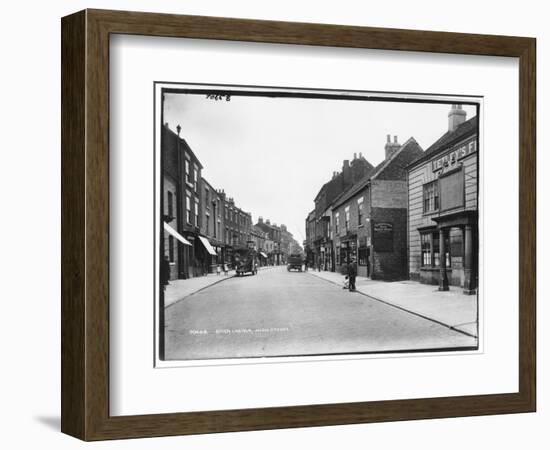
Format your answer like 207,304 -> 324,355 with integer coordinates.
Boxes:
358,247 -> 368,266
421,233 -> 431,266
421,231 -> 449,267
433,233 -> 440,266
168,235 -> 174,262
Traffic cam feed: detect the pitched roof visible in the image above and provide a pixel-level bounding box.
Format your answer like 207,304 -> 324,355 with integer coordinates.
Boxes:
331,137 -> 420,209
409,116 -> 478,168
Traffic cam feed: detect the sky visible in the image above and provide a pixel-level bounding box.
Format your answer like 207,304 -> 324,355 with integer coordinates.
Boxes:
163,89 -> 477,243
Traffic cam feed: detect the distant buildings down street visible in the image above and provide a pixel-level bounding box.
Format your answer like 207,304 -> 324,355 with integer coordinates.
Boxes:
162,123 -> 302,280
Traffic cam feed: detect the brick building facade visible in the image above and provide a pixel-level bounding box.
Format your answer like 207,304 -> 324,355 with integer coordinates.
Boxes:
309,153 -> 374,272
161,124 -> 204,279
199,178 -> 223,273
331,136 -> 423,280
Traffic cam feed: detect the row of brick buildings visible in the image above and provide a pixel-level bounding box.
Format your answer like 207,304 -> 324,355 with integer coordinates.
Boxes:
305,104 -> 478,294
162,123 -> 301,280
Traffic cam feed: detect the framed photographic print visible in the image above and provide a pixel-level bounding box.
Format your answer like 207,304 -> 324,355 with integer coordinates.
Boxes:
61,9 -> 536,440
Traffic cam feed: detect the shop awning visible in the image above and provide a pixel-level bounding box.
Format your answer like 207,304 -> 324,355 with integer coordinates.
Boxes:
163,222 -> 191,246
260,252 -> 268,258
198,236 -> 217,256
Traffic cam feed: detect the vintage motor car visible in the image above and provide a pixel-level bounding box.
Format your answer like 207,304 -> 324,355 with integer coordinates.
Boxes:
234,248 -> 258,276
287,253 -> 304,272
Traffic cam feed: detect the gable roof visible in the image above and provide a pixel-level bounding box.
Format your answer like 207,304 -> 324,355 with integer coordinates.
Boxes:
331,137 -> 421,209
408,116 -> 478,169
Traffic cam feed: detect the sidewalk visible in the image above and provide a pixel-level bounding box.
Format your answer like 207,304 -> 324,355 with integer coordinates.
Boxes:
307,270 -> 478,337
164,265 -> 277,307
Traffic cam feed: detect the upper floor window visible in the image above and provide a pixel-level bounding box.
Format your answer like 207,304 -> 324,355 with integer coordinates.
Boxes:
344,206 -> 350,231
185,160 -> 190,184
186,195 -> 191,224
194,200 -> 199,226
193,168 -> 198,191
357,197 -> 364,225
335,213 -> 340,234
423,181 -> 439,213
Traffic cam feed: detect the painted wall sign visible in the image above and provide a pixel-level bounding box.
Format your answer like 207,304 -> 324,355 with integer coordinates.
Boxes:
373,222 -> 394,252
431,139 -> 477,172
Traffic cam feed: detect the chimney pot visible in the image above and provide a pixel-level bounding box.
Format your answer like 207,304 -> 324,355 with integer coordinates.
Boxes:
353,152 -> 357,159
394,135 -> 398,143
387,134 -> 391,143
176,124 -> 181,136
359,152 -> 363,158
448,104 -> 467,132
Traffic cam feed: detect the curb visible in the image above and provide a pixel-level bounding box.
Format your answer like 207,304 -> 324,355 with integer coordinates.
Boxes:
165,274 -> 236,308
165,266 -> 278,308
307,272 -> 478,339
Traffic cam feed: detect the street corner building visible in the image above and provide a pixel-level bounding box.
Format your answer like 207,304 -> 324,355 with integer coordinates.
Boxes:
407,105 -> 478,294
305,136 -> 424,281
331,136 -> 424,280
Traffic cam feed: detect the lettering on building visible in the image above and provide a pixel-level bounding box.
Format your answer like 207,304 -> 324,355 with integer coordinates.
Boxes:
373,222 -> 393,252
431,139 -> 477,172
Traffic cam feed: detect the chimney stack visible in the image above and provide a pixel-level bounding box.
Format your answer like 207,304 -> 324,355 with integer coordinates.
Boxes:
384,135 -> 401,160
176,124 -> 181,136
342,160 -> 352,185
448,104 -> 467,132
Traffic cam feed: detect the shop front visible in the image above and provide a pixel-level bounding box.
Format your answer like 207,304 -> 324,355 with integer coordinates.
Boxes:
407,108 -> 478,295
430,211 -> 477,294
337,235 -> 357,275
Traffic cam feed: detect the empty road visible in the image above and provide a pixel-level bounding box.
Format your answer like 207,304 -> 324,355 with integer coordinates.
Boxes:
164,266 -> 477,360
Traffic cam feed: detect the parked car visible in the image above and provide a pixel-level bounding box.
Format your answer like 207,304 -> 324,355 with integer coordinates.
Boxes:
287,254 -> 303,272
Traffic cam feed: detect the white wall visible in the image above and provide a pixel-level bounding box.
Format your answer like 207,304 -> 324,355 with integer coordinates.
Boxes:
0,1 -> 546,448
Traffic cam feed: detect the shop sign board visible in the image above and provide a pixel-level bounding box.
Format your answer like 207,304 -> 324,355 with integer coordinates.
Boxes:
373,222 -> 393,252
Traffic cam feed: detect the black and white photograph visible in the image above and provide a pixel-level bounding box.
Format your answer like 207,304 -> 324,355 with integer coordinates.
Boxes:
157,84 -> 481,362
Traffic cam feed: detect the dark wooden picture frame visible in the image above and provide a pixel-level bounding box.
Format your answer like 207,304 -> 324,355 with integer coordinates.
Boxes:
61,9 -> 536,441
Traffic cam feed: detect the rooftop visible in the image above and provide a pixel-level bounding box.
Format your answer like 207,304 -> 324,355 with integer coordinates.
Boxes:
408,116 -> 478,168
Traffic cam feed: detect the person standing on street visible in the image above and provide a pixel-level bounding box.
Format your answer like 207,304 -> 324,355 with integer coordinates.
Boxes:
348,257 -> 357,292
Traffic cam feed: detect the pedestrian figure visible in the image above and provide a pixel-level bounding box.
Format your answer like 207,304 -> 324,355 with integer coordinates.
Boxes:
161,255 -> 170,292
348,258 -> 357,292
223,263 -> 229,276
216,264 -> 221,276
343,275 -> 349,290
